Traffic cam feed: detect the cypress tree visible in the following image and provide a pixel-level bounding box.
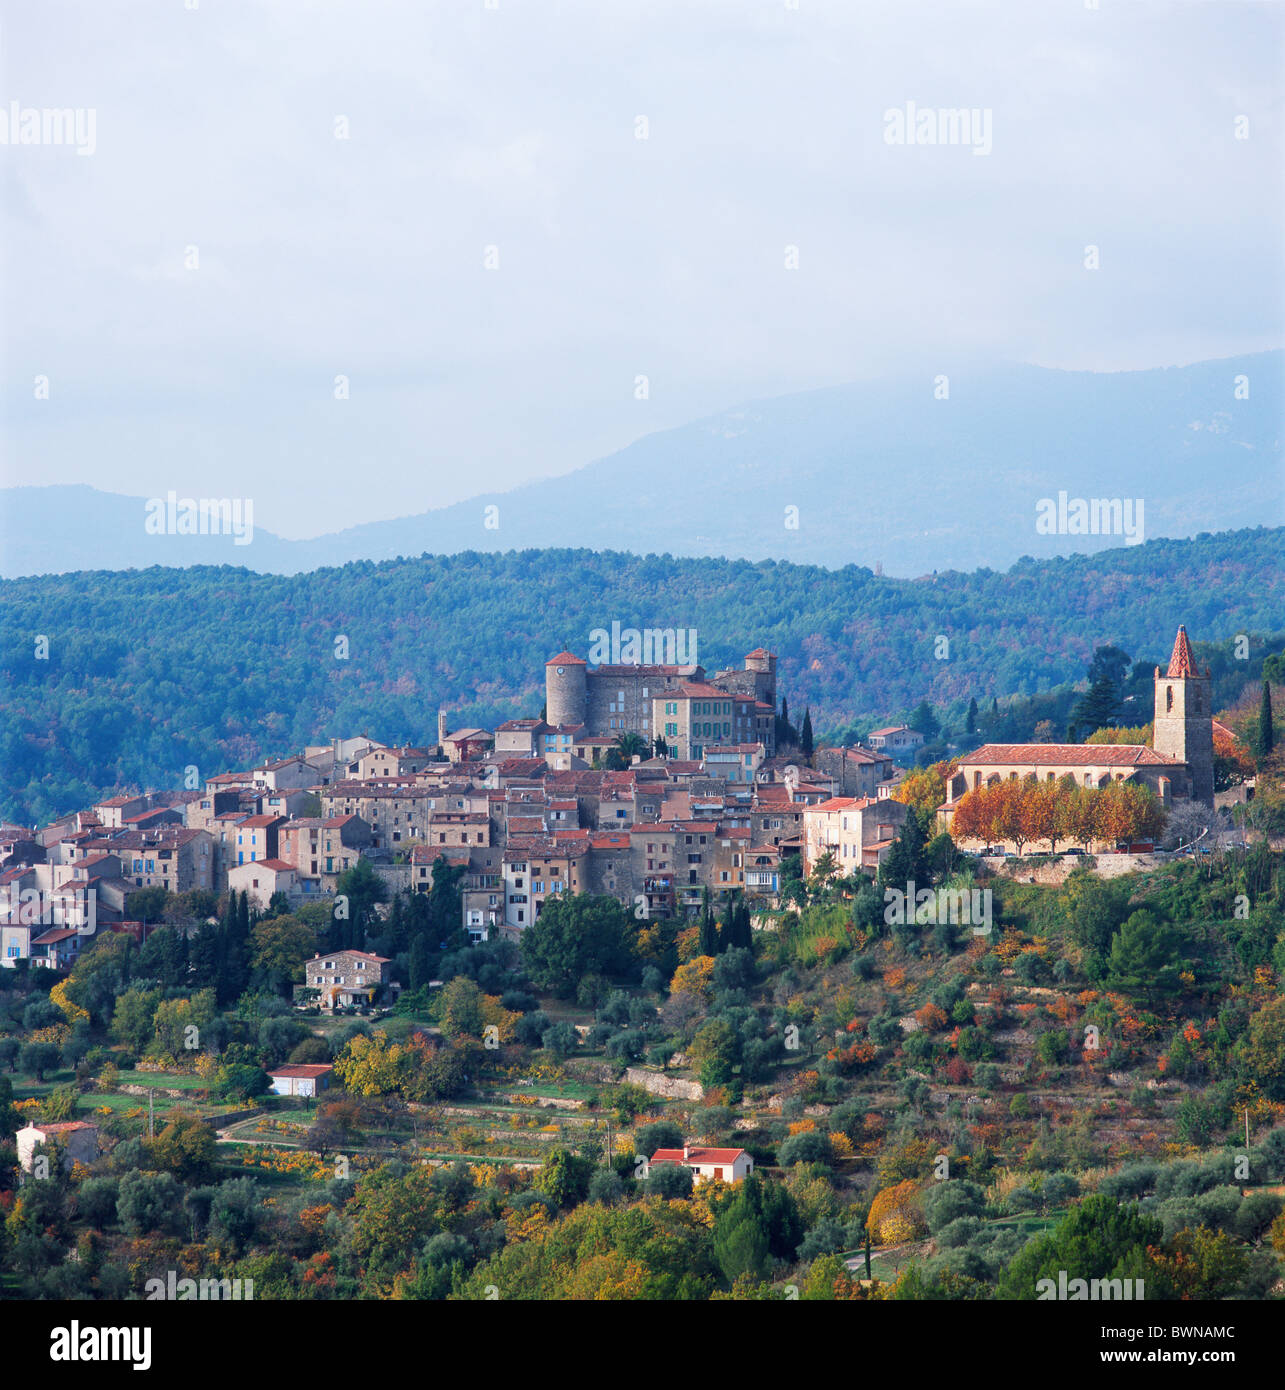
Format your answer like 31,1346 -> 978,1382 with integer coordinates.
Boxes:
699,888 -> 717,957
734,900 -> 753,951
1256,678 -> 1274,762
801,709 -> 814,760
719,891 -> 737,954
409,934 -> 432,991
966,697 -> 978,736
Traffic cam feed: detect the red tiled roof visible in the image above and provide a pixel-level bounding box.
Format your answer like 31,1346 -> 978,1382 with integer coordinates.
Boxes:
843,746 -> 889,764
744,648 -> 774,659
546,651 -> 587,666
958,744 -> 1179,767
268,1064 -> 334,1078
651,1146 -> 747,1165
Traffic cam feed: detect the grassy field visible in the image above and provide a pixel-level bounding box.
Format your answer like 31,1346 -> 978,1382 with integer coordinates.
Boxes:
114,1069 -> 209,1091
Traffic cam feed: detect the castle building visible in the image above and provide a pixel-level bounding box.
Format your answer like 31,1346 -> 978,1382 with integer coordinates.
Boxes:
544,647 -> 777,757
941,625 -> 1215,827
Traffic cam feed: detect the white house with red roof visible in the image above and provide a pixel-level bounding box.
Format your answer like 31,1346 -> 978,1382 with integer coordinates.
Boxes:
267,1063 -> 334,1098
866,725 -> 925,754
650,1143 -> 754,1185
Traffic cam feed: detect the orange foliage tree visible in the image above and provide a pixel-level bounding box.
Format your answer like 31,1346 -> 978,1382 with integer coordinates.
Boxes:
950,777 -> 1165,853
866,1179 -> 926,1245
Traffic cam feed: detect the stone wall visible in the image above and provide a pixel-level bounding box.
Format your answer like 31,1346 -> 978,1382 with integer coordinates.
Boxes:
622,1067 -> 704,1101
983,852 -> 1163,886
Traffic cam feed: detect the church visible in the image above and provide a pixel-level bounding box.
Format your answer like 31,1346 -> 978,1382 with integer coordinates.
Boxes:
940,625 -> 1215,825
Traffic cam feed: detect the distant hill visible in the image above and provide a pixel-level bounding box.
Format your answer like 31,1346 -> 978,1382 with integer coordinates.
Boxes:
3,353 -> 1281,579
1,527 -> 1281,825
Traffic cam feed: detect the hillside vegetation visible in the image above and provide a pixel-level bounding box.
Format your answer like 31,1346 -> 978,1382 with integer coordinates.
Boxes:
1,527 -> 1281,824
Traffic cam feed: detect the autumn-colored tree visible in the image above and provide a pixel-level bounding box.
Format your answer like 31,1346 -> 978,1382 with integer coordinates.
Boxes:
950,784 -> 994,844
1213,721 -> 1255,789
670,955 -> 716,1002
893,760 -> 959,814
334,1031 -> 404,1097
866,1179 -> 926,1245
49,979 -> 89,1027
951,777 -> 1164,852
993,777 -> 1035,855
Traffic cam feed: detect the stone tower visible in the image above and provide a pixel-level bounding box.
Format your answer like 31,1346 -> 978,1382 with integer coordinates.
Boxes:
545,651 -> 588,728
743,648 -> 778,709
1153,625 -> 1214,805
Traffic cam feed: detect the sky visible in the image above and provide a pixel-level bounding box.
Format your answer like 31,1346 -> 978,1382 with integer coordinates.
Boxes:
1,0 -> 1281,539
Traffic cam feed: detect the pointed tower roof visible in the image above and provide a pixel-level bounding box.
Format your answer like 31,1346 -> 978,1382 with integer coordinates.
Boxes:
545,651 -> 586,666
1166,625 -> 1200,679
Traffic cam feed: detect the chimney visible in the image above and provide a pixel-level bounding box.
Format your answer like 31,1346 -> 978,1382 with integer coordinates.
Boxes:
682,1145 -> 690,1160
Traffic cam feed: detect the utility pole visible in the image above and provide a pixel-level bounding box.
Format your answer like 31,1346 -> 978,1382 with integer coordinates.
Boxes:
1245,1106 -> 1250,1150
148,1088 -> 154,1140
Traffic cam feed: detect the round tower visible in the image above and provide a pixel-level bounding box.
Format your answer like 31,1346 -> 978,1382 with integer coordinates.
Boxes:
545,651 -> 588,728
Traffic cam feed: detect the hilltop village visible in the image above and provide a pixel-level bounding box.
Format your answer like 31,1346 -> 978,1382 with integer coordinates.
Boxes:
0,627 -> 1221,964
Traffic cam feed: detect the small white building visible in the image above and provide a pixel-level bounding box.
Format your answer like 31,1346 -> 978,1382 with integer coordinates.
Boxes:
866,726 -> 924,754
267,1063 -> 333,1098
227,858 -> 299,912
650,1144 -> 754,1185
16,1120 -> 100,1173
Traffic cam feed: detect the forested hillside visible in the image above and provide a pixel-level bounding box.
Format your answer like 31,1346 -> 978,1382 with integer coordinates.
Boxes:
1,526 -> 1281,824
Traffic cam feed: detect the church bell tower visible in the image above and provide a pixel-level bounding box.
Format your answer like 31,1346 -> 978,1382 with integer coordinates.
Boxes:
1153,624 -> 1214,806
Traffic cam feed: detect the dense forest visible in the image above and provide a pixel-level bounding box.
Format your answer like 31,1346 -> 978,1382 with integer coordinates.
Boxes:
1,526 -> 1281,825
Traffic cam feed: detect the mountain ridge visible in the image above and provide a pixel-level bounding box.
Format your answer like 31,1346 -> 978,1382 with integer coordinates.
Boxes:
3,351 -> 1280,579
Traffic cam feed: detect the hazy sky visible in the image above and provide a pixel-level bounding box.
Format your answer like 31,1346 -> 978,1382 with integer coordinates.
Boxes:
2,0 -> 1281,538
